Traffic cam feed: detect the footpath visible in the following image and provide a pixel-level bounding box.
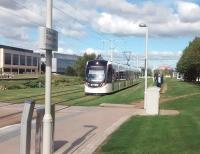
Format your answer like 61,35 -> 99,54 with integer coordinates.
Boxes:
0,102 -> 178,154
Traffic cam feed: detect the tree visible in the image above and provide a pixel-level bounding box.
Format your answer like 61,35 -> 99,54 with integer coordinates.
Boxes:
177,37 -> 200,82
65,66 -> 77,76
140,67 -> 152,76
73,53 -> 96,78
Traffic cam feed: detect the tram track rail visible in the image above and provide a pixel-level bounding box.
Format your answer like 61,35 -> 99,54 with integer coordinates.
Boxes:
0,94 -> 90,128
0,82 -> 141,128
0,84 -> 83,107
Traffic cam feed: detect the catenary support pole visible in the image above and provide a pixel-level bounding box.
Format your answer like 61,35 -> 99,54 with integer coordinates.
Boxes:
43,0 -> 53,153
110,40 -> 113,62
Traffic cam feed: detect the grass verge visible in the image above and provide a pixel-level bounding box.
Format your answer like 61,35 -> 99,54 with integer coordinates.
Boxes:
96,79 -> 200,154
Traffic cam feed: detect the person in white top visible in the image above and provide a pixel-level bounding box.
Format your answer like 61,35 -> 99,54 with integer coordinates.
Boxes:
157,74 -> 161,87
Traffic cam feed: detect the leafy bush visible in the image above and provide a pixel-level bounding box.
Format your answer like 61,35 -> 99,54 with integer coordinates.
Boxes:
65,66 -> 77,76
24,77 -> 45,88
52,75 -> 82,86
0,75 -> 82,91
7,84 -> 26,89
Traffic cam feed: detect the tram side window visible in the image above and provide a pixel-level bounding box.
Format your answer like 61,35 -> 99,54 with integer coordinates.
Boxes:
107,66 -> 113,83
126,71 -> 129,80
119,71 -> 125,80
115,72 -> 117,80
112,69 -> 116,81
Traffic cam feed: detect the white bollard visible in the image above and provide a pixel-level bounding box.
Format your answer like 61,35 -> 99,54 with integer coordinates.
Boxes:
20,100 -> 35,154
146,87 -> 160,115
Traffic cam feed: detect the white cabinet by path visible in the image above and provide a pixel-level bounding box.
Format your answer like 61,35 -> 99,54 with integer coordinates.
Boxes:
146,87 -> 160,115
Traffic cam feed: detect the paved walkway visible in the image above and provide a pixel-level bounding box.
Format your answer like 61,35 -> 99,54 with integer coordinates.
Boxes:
0,104 -> 179,154
0,105 -> 138,154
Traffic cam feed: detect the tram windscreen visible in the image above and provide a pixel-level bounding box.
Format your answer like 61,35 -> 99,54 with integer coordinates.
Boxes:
87,66 -> 105,83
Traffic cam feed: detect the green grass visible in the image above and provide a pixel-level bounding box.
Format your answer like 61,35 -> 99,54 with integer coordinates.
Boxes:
59,79 -> 152,106
0,75 -> 83,90
0,85 -> 83,103
0,79 -> 147,106
96,79 -> 200,154
81,82 -> 145,106
0,75 -> 83,104
12,74 -> 40,78
165,79 -> 200,97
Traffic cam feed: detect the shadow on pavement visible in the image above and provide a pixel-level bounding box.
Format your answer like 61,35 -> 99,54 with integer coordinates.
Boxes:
63,125 -> 97,154
54,140 -> 68,151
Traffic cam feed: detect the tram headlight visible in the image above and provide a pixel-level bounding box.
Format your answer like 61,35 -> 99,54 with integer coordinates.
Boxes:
85,82 -> 89,86
99,82 -> 106,87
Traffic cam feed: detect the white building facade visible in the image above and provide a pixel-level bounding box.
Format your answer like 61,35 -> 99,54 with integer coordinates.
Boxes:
0,45 -> 40,74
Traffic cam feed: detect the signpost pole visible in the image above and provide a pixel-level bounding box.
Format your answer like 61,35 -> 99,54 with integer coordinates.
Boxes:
139,23 -> 148,109
43,0 -> 53,153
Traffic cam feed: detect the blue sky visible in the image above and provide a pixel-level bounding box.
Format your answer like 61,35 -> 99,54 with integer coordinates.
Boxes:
0,0 -> 200,68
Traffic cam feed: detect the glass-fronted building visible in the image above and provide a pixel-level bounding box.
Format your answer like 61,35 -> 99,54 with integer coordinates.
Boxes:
52,53 -> 80,74
0,45 -> 40,74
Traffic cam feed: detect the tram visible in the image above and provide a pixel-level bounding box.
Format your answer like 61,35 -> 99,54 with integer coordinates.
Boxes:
85,59 -> 140,95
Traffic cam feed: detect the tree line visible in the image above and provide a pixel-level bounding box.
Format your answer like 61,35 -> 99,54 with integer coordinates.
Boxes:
176,37 -> 200,82
65,53 -> 96,78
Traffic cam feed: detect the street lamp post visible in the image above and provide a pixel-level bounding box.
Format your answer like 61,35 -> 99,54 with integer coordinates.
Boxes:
43,0 -> 53,154
139,23 -> 148,109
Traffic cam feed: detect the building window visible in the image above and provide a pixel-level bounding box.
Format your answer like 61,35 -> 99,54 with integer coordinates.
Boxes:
26,69 -> 31,72
13,54 -> 19,65
4,53 -> 11,65
20,55 -> 25,65
12,69 -> 18,73
57,59 -> 75,73
33,57 -> 37,66
19,69 -> 25,74
4,68 -> 11,72
27,56 -> 32,66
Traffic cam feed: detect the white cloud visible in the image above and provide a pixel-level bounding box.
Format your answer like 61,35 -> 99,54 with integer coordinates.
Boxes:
1,0 -> 200,53
177,1 -> 200,22
0,0 -> 44,44
0,0 -> 22,10
79,47 -> 181,68
148,51 -> 182,60
0,0 -> 88,43
58,48 -> 75,54
58,27 -> 86,38
82,48 -> 101,55
142,50 -> 182,68
92,1 -> 200,37
93,13 -> 143,36
94,0 -> 138,14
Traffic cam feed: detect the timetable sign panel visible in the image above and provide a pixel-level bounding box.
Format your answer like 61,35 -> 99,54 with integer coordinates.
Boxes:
39,27 -> 58,51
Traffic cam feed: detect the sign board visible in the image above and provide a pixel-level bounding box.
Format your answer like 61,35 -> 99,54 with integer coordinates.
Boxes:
39,27 -> 58,51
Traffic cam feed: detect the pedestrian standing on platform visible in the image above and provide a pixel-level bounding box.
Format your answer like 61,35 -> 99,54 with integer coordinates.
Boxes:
154,73 -> 158,86
157,74 -> 161,87
161,74 -> 164,84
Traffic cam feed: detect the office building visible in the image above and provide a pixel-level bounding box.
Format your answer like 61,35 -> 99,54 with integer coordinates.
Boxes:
52,52 -> 80,74
0,45 -> 40,74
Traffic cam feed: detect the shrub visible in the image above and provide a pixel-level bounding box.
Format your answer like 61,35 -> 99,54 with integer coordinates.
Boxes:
24,77 -> 45,88
7,84 -> 26,89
